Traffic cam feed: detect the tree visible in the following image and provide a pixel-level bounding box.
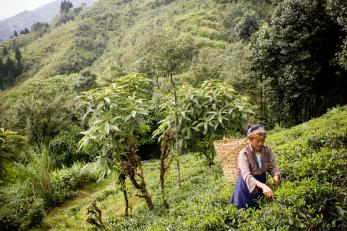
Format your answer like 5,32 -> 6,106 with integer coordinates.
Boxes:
326,0 -> 347,69
2,47 -> 8,56
78,74 -> 154,212
31,22 -> 50,36
60,0 -> 73,14
4,57 -> 17,87
250,0 -> 347,126
12,78 -> 74,149
154,80 -> 254,166
73,68 -> 97,93
235,13 -> 259,41
153,36 -> 190,188
0,128 -> 27,173
15,48 -> 21,65
0,59 -> 4,89
13,30 -> 18,37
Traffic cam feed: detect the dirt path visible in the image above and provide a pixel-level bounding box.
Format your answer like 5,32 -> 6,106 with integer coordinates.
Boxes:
31,178 -> 115,231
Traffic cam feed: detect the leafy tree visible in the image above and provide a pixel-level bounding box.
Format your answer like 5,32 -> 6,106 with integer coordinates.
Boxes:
19,29 -> 30,35
154,80 -> 254,166
326,0 -> 347,69
0,59 -> 4,89
11,78 -> 74,149
78,74 -> 154,212
13,31 -> 18,37
3,58 -> 18,87
153,35 -> 191,188
60,0 -> 73,14
2,47 -> 8,56
31,22 -> 50,36
14,48 -> 21,65
0,55 -> 22,89
250,0 -> 347,126
73,68 -> 97,93
235,13 -> 259,41
0,128 -> 27,173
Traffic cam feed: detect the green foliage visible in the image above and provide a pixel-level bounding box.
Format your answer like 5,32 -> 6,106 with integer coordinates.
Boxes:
0,184 -> 45,231
0,149 -> 102,229
249,0 -> 347,127
4,76 -> 75,148
49,162 -> 102,206
267,106 -> 347,187
154,36 -> 191,78
31,22 -> 50,36
236,180 -> 343,230
103,106 -> 347,230
78,73 -> 155,209
235,13 -> 259,41
78,73 -> 153,162
73,68 -> 97,93
13,106 -> 345,230
326,0 -> 347,69
154,80 -> 254,164
0,128 -> 27,174
60,0 -> 73,14
0,54 -> 23,90
48,125 -> 97,167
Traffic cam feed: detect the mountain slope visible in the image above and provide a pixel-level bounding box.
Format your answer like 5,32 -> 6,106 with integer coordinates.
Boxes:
33,106 -> 347,230
0,0 -> 96,41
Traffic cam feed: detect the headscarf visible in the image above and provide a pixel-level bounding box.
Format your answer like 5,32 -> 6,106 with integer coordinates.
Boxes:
246,124 -> 266,139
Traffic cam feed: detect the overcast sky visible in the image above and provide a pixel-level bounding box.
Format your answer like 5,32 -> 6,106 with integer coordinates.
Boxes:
0,0 -> 54,20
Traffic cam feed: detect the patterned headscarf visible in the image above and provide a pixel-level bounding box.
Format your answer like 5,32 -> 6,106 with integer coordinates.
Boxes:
247,124 -> 266,139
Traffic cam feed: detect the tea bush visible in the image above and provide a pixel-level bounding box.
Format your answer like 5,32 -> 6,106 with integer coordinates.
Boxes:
0,155 -> 103,230
0,184 -> 45,230
104,106 -> 347,230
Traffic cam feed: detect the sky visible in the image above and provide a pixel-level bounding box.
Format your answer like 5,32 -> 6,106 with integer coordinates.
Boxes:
0,0 -> 54,20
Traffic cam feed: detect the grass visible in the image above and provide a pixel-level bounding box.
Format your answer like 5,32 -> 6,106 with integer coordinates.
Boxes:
31,177 -> 115,230
31,154 -> 230,230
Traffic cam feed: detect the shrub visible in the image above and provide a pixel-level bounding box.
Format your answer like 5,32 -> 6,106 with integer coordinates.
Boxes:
0,155 -> 102,229
49,125 -> 97,167
0,184 -> 45,231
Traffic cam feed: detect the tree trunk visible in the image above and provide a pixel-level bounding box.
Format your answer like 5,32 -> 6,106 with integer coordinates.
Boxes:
118,172 -> 129,216
260,73 -> 263,119
170,74 -> 181,187
159,133 -> 173,209
156,74 -> 160,89
124,141 -> 154,210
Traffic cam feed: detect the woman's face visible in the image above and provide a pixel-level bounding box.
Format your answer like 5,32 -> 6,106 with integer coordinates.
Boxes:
249,133 -> 266,152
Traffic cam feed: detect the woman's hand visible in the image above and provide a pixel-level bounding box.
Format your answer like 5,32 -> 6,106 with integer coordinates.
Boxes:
273,174 -> 281,185
261,184 -> 273,198
256,181 -> 273,197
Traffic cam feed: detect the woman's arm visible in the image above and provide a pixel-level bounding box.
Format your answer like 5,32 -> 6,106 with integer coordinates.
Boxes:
239,151 -> 273,197
268,148 -> 281,184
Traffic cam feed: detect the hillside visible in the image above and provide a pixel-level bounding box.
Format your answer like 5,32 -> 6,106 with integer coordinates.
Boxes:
0,0 -> 346,129
31,106 -> 347,230
0,1 -> 346,229
0,0 -> 278,129
0,0 -> 95,41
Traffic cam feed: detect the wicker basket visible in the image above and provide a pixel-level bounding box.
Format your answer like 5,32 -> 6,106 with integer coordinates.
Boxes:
213,138 -> 248,183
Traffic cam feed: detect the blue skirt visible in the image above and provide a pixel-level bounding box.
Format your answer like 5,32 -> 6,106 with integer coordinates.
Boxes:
230,174 -> 266,210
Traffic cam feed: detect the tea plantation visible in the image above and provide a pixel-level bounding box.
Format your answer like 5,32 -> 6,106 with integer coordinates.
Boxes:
30,106 -> 347,230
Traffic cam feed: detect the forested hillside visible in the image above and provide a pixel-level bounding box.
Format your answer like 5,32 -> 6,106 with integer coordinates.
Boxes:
0,0 -> 346,230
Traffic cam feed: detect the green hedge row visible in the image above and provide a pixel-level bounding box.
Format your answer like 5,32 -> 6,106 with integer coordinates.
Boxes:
0,162 -> 102,230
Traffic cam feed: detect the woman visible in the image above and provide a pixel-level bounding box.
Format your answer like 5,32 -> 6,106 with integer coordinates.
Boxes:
230,124 -> 281,210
